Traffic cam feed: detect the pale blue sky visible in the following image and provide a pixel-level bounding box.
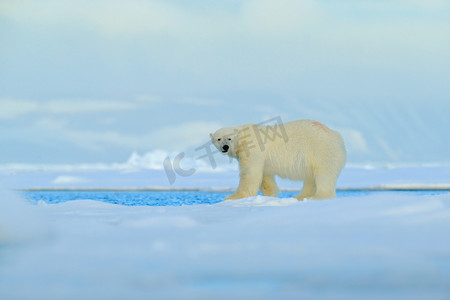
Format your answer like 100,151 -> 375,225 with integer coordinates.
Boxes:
1,0 -> 449,165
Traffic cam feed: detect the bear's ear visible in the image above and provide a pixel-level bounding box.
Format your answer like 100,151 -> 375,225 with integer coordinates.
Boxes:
209,133 -> 213,139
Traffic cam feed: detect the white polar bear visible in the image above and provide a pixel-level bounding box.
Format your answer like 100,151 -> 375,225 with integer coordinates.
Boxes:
210,119 -> 346,200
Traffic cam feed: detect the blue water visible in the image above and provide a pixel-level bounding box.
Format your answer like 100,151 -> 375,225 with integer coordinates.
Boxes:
21,190 -> 448,206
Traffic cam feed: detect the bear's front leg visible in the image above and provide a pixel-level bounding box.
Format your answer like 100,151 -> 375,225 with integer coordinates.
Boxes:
225,193 -> 247,200
225,158 -> 264,200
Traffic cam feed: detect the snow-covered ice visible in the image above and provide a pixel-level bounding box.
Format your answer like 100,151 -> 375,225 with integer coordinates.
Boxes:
1,164 -> 450,299
1,186 -> 450,299
0,188 -> 50,244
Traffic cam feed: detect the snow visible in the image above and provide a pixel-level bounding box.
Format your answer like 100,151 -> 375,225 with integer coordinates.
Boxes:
0,188 -> 50,245
220,195 -> 301,207
1,179 -> 450,299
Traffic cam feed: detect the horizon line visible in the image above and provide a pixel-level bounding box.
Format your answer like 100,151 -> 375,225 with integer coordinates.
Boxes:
15,186 -> 450,192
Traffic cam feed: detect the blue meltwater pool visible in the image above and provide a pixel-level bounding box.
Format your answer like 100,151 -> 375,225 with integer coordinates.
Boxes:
22,190 -> 448,206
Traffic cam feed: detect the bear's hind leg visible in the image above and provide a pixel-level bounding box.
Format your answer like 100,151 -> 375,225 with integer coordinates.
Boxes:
310,175 -> 337,200
294,179 -> 316,201
261,175 -> 279,197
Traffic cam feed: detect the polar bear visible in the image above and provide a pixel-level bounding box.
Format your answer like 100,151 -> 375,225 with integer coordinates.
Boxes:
210,119 -> 346,200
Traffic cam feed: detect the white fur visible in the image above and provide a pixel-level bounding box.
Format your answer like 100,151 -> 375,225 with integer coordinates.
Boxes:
210,119 -> 346,200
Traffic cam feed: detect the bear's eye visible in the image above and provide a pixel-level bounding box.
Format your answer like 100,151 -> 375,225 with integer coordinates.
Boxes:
217,138 -> 221,141
228,138 -> 231,141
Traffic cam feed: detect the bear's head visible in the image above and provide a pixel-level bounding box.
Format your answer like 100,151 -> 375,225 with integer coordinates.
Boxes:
210,127 -> 238,157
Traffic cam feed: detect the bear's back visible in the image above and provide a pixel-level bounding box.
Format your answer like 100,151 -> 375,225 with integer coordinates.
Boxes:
259,119 -> 346,180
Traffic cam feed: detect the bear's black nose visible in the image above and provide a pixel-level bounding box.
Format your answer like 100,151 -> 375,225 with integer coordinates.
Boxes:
222,145 -> 229,152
